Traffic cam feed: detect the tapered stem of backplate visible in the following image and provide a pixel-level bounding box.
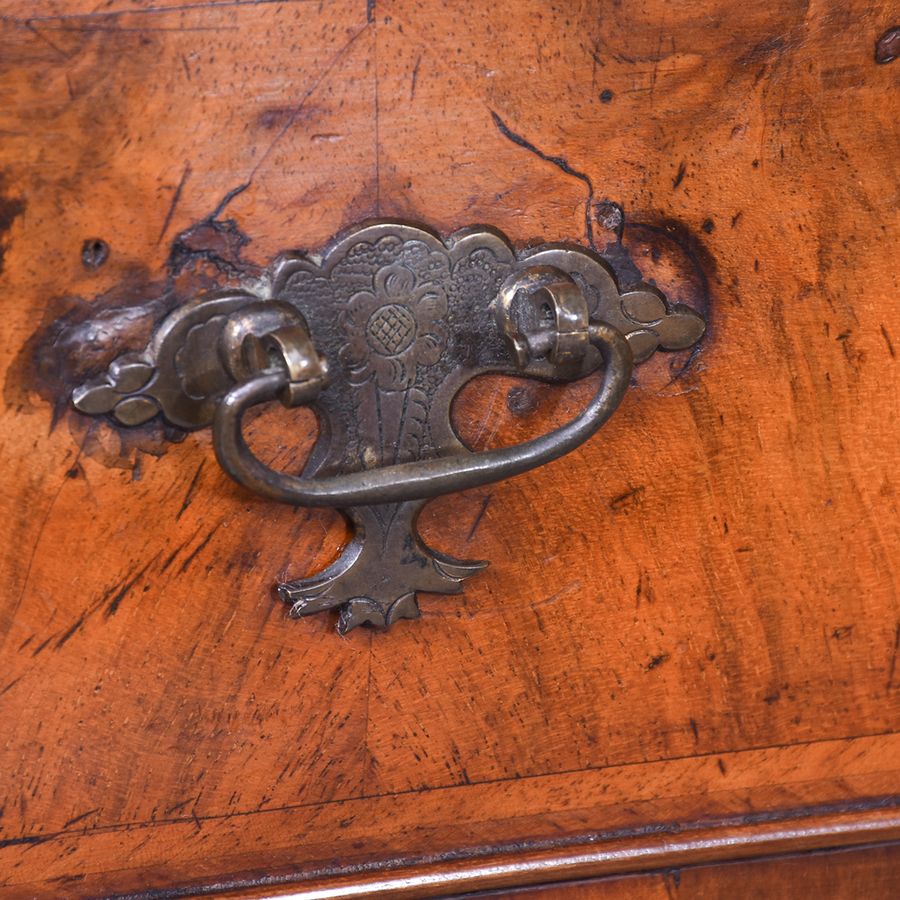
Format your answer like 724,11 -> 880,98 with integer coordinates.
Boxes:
277,502 -> 488,635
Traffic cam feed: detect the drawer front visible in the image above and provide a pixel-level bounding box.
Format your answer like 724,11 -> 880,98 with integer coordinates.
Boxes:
0,1 -> 898,896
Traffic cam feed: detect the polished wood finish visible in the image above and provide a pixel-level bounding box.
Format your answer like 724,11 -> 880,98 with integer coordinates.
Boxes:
0,0 -> 898,896
474,843 -> 900,900
4,735 -> 900,896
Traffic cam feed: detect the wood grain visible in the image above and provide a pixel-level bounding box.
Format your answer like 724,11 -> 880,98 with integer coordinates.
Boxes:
0,0 -> 898,895
3,734 -> 900,897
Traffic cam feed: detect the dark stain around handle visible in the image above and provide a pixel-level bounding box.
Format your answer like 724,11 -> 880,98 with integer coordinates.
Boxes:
592,201 -> 714,383
7,181 -> 258,453
3,267 -> 228,471
11,190 -> 711,472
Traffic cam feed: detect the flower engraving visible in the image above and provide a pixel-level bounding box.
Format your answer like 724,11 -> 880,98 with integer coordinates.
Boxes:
339,264 -> 448,391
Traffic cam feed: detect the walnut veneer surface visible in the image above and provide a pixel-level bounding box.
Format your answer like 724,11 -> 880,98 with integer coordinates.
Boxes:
0,1 -> 898,896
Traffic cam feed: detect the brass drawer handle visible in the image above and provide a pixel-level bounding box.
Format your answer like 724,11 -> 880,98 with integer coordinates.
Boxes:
72,221 -> 705,633
214,319 -> 632,508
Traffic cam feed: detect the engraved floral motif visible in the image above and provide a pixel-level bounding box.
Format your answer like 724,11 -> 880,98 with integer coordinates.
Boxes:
338,264 -> 448,391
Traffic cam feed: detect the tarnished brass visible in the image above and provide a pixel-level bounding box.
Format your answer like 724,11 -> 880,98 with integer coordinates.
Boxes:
72,221 -> 705,633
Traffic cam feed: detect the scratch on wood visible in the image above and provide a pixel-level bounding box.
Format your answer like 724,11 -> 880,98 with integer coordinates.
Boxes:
104,554 -> 161,620
62,808 -> 100,829
648,29 -> 664,109
0,676 -> 22,698
160,537 -> 191,574
178,524 -> 221,574
490,111 -> 596,249
30,24 -> 240,35
164,797 -> 194,815
0,835 -> 50,849
610,485 -> 645,511
210,181 -> 249,220
23,22 -> 71,60
532,581 -> 583,610
157,163 -> 192,245
466,494 -> 492,542
54,611 -> 88,649
635,571 -> 654,606
466,380 -> 505,450
880,324 -> 895,358
374,21 -> 381,214
249,24 -> 371,181
410,53 -> 422,100
30,635 -> 53,658
176,460 -> 205,521
5,0 -> 298,25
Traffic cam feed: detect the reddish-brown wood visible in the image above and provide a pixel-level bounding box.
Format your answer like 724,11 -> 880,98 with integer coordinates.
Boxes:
471,843 -> 900,900
1,734 -> 898,896
0,0 -> 898,896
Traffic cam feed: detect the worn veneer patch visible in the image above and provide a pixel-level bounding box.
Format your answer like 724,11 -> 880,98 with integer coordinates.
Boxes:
2,187 -> 267,469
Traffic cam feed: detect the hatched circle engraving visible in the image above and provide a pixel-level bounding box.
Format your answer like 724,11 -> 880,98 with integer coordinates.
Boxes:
366,304 -> 417,356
